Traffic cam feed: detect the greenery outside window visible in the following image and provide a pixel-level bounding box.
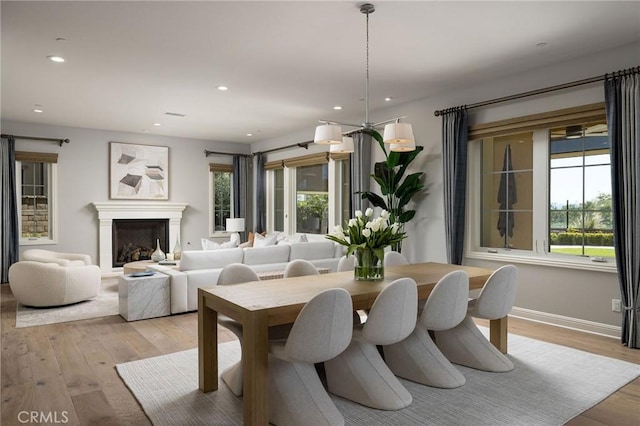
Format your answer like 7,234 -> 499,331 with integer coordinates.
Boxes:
209,164 -> 233,233
16,151 -> 57,245
467,103 -> 615,271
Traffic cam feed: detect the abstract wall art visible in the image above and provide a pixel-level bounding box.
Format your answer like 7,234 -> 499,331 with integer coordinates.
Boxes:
110,142 -> 169,200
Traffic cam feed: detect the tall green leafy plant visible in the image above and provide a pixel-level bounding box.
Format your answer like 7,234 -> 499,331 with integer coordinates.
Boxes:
358,130 -> 425,252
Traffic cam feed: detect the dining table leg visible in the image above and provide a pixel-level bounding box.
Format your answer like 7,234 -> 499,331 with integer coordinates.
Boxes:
490,316 -> 508,354
242,311 -> 269,425
198,290 -> 219,392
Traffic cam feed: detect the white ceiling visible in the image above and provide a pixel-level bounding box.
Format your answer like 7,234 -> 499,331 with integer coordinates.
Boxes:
2,1 -> 639,144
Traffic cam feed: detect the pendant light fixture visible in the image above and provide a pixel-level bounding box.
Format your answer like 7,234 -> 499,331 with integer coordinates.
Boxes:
313,3 -> 414,152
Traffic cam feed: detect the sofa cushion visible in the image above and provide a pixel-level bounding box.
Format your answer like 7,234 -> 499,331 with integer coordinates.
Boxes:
179,248 -> 244,271
253,233 -> 278,247
289,241 -> 336,261
243,244 -> 290,265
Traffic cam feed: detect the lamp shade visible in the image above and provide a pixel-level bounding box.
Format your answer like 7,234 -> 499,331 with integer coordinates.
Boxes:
314,124 -> 343,144
383,122 -> 414,144
226,218 -> 245,232
389,138 -> 416,152
330,136 -> 354,153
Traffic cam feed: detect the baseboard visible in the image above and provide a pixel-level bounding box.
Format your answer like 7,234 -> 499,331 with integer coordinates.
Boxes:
510,307 -> 621,339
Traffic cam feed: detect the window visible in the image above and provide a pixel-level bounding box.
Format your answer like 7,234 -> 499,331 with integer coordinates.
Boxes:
209,164 -> 233,233
265,153 -> 350,235
15,151 -> 57,245
468,103 -> 615,268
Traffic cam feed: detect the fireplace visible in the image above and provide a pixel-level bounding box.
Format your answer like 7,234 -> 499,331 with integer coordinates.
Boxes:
112,219 -> 169,267
93,202 -> 188,273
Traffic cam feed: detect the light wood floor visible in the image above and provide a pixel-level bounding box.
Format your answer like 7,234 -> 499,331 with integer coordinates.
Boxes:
1,280 -> 638,426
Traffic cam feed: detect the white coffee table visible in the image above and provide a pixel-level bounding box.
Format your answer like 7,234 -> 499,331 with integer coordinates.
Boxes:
119,272 -> 170,321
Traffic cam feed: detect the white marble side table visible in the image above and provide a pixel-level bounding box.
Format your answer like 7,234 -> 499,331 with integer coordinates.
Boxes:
119,272 -> 170,321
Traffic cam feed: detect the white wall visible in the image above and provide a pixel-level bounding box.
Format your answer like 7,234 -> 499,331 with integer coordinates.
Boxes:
0,121 -> 249,262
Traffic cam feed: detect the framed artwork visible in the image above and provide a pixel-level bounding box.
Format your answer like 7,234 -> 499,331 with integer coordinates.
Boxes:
110,142 -> 169,200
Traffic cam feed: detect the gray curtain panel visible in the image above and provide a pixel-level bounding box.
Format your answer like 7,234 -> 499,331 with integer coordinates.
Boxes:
254,153 -> 266,233
605,69 -> 640,348
1,136 -> 19,283
350,131 -> 371,216
442,109 -> 469,265
232,155 -> 248,222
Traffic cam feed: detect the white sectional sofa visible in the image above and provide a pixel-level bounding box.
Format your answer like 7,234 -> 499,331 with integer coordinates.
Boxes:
149,241 -> 342,314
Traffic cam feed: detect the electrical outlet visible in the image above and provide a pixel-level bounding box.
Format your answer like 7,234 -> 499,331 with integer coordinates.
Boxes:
612,299 -> 621,313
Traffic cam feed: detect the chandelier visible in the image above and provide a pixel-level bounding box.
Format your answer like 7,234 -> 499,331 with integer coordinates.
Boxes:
313,3 -> 415,153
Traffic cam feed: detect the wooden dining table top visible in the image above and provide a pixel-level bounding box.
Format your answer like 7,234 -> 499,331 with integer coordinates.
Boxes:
201,262 -> 493,326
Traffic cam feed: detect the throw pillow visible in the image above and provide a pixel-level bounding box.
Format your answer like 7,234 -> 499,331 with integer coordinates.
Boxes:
253,233 -> 277,247
238,241 -> 252,249
294,234 -> 309,243
220,240 -> 238,249
201,238 -> 220,250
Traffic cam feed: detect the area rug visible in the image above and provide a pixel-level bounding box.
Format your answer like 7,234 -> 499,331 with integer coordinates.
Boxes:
116,332 -> 640,426
15,278 -> 119,328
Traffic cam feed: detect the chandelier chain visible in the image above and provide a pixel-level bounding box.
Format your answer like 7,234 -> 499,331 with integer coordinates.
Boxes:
365,8 -> 370,126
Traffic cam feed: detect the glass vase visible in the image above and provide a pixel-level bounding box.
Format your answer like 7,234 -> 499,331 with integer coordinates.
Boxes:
354,248 -> 384,281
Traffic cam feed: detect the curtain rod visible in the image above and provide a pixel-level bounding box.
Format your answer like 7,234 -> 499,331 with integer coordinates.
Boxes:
203,150 -> 251,158
433,65 -> 640,117
205,141 -> 312,158
1,133 -> 70,147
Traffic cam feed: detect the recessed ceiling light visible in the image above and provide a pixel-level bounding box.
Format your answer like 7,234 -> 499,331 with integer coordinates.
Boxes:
217,86 -> 228,91
333,106 -> 342,110
33,108 -> 43,113
246,133 -> 253,137
384,97 -> 392,102
153,123 -> 161,126
47,55 -> 65,63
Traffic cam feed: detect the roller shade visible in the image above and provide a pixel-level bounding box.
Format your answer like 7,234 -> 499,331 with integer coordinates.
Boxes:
209,163 -> 233,172
15,151 -> 58,163
283,152 -> 329,168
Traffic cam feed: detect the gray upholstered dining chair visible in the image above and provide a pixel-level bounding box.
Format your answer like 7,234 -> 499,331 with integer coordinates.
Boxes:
434,265 -> 518,372
283,259 -> 319,278
383,251 -> 409,267
384,270 -> 469,388
268,288 -> 353,426
325,277 -> 418,410
217,263 -> 260,396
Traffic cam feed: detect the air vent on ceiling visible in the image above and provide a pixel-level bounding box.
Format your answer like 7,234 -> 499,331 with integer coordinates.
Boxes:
165,112 -> 186,117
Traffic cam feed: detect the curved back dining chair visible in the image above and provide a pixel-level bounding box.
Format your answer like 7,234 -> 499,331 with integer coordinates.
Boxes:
435,265 -> 518,372
283,259 -> 319,278
383,251 -> 409,267
384,270 -> 469,388
325,277 -> 418,410
337,255 -> 356,272
217,263 -> 260,396
268,288 -> 353,426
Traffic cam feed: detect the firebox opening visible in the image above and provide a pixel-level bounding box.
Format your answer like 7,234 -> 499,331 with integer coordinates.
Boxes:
112,219 -> 169,267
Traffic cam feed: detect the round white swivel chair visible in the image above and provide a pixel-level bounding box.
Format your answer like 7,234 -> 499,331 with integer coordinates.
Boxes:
269,288 -> 353,426
8,261 -> 100,307
325,277 -> 418,410
384,270 -> 469,388
435,265 -> 518,372
23,249 -> 92,267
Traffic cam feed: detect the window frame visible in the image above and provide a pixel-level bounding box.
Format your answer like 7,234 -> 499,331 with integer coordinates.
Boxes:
208,164 -> 234,236
16,153 -> 58,246
465,104 -> 617,273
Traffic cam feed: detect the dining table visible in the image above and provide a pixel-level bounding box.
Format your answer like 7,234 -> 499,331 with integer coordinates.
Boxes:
198,262 -> 499,425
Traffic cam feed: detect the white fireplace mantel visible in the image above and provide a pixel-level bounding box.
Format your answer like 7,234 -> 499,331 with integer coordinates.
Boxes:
93,201 -> 188,273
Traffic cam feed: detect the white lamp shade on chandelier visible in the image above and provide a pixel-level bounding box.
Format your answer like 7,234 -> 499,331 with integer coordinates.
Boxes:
226,218 -> 245,232
313,4 -> 415,153
314,124 -> 343,145
383,122 -> 414,145
330,136 -> 355,153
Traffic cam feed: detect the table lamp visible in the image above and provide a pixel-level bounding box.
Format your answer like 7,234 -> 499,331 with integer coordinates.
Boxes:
226,218 -> 245,243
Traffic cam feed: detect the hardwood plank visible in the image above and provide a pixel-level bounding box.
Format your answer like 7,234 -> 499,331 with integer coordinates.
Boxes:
71,390 -> 119,425
1,382 -> 35,426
